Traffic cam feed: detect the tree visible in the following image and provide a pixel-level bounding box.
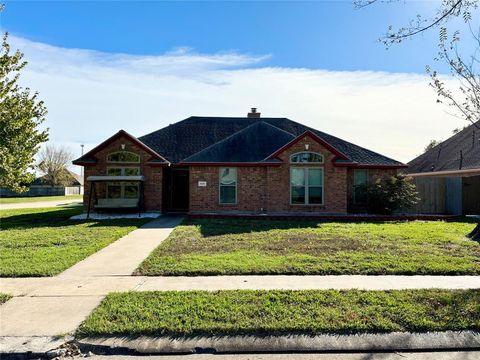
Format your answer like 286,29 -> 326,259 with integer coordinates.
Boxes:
356,0 -> 480,128
424,139 -> 441,152
0,25 -> 49,192
367,175 -> 420,215
37,145 -> 74,187
427,29 -> 480,128
355,0 -> 478,46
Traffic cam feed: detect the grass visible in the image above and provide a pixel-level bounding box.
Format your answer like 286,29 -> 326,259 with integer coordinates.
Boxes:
137,218 -> 480,276
0,206 -> 150,277
0,293 -> 12,304
77,289 -> 480,337
0,194 -> 83,204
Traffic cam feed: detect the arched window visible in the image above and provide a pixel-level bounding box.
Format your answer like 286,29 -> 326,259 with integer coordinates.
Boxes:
290,152 -> 323,164
107,151 -> 140,163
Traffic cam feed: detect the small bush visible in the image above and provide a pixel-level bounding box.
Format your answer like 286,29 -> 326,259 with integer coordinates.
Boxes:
367,174 -> 419,214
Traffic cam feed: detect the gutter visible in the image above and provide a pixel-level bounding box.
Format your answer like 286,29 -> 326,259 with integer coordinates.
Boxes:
408,168 -> 480,177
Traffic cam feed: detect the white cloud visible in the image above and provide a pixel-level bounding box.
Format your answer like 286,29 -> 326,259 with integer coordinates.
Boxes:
10,35 -> 467,169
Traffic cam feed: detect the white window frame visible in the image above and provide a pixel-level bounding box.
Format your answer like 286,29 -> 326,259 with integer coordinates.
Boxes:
107,151 -> 140,163
106,166 -> 141,199
219,167 -> 237,205
290,152 -> 324,164
107,166 -> 140,176
290,167 -> 324,206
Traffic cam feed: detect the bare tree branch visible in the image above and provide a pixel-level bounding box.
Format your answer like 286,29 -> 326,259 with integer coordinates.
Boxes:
36,145 -> 75,186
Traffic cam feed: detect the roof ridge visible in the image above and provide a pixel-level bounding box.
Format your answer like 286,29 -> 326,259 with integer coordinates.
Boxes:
258,120 -> 297,138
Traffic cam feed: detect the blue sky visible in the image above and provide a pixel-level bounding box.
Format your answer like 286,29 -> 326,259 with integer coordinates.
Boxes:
0,1 -> 476,165
2,1 -> 470,73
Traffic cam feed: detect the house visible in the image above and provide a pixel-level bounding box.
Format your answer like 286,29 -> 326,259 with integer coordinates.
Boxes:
73,109 -> 406,215
407,121 -> 480,215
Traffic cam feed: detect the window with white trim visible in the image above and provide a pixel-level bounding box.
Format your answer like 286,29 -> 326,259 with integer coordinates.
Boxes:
107,151 -> 140,163
219,168 -> 237,204
290,152 -> 324,164
290,168 -> 324,205
106,167 -> 140,199
107,167 -> 140,176
353,169 -> 369,204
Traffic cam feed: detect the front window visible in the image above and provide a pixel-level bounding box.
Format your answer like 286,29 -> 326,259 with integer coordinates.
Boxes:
354,169 -> 369,204
107,167 -> 140,176
219,168 -> 237,204
290,152 -> 324,164
106,166 -> 140,199
291,168 -> 324,205
107,151 -> 140,163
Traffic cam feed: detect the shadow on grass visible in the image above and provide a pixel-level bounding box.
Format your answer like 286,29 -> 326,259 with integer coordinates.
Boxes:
0,206 -> 150,230
187,217 -> 479,238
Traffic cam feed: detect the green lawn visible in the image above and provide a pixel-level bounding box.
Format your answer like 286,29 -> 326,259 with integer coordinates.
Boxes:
0,194 -> 83,204
137,218 -> 480,276
77,289 -> 480,337
0,293 -> 12,304
0,207 -> 150,277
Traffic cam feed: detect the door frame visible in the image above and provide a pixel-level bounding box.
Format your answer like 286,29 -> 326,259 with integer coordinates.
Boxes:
163,167 -> 190,213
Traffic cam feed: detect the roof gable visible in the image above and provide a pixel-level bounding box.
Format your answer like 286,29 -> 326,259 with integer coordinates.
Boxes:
266,130 -> 350,161
73,130 -> 169,166
408,121 -> 480,173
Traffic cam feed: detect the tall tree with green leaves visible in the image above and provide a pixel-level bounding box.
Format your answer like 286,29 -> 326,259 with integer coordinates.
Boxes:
0,17 -> 49,192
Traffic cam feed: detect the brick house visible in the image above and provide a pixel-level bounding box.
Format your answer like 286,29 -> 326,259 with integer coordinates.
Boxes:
73,109 -> 406,215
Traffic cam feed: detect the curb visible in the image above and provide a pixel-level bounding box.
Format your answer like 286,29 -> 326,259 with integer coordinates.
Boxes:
76,331 -> 480,354
0,336 -> 73,359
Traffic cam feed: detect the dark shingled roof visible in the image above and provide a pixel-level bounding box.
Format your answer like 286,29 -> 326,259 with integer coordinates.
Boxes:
408,121 -> 480,173
139,116 -> 405,166
183,121 -> 295,163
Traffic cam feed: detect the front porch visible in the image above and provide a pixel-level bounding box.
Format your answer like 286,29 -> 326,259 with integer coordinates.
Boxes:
85,175 -> 145,218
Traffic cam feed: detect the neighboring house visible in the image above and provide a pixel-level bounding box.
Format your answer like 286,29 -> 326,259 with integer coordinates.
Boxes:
73,109 -> 406,214
407,121 -> 480,215
0,170 -> 84,197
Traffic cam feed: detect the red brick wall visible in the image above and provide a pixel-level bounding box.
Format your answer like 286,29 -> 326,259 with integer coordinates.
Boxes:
189,166 -> 268,213
82,135 -> 163,211
189,134 -> 349,214
346,168 -> 399,213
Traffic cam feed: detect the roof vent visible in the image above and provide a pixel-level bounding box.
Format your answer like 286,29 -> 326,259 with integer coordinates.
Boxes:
247,107 -> 261,118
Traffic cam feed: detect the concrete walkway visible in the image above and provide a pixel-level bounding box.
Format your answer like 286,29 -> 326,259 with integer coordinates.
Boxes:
59,216 -> 182,277
0,216 -> 183,343
0,198 -> 82,210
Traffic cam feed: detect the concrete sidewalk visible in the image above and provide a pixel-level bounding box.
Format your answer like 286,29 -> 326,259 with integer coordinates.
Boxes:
2,275 -> 480,297
0,216 -> 183,342
0,198 -> 82,210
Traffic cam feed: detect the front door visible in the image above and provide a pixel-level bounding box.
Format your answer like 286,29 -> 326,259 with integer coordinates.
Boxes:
164,168 -> 189,212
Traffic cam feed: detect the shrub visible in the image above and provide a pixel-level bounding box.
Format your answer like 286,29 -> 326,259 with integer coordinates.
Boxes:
367,174 -> 419,214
